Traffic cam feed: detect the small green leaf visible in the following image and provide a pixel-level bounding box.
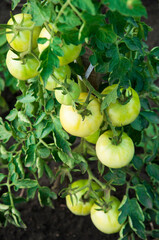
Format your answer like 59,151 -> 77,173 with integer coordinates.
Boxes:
17,92 -> 36,103
25,144 -> 37,167
101,84 -> 118,111
140,111 -> 159,124
36,157 -> 44,179
11,0 -> 21,10
146,164 -> 159,182
15,179 -> 38,188
72,0 -> 96,15
38,186 -> 57,208
135,184 -> 153,208
104,169 -> 126,185
6,109 -> 18,121
103,0 -> 147,17
0,173 -> 7,182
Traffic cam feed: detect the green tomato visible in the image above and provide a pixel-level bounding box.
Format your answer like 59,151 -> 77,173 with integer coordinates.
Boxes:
60,92 -> 103,137
40,65 -> 71,91
102,84 -> 141,127
96,130 -> 134,168
38,27 -> 82,66
91,196 -> 122,234
6,13 -> 41,52
84,129 -> 100,144
55,79 -> 80,105
66,179 -> 102,216
6,50 -> 39,80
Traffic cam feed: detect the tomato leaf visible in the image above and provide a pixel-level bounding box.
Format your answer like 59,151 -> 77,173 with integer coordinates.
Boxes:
14,179 -> 38,189
25,144 -> 37,167
11,0 -> 21,10
146,164 -> 159,182
103,0 -> 147,17
101,84 -> 118,111
135,184 -> 153,208
72,0 -> 96,15
104,169 -> 126,185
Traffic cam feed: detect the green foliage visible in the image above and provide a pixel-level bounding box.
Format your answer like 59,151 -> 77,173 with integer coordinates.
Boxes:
0,0 -> 158,238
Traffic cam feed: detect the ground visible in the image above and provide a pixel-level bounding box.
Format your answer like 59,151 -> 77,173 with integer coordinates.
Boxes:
0,0 -> 158,239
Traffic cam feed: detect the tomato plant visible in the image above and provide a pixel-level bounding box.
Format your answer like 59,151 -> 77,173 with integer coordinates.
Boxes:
6,13 -> 41,52
60,92 -> 103,137
66,179 -> 102,216
90,196 -> 122,234
0,1 -> 159,240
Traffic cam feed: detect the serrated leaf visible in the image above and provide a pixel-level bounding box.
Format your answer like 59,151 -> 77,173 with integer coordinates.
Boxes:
6,109 -> 18,121
36,157 -> 44,179
101,84 -> 118,111
29,0 -> 52,25
37,147 -> 50,159
140,111 -> 159,124
131,114 -> 149,131
146,164 -> 159,182
0,173 -> 7,182
119,197 -> 146,239
11,0 -> 21,10
40,122 -> 53,139
25,144 -> 37,167
33,112 -> 46,126
17,92 -> 36,103
104,169 -> 126,185
14,179 -> 38,189
103,0 -> 147,17
40,47 -> 59,86
0,125 -> 12,141
58,151 -> 74,168
44,164 -> 55,182
18,111 -> 31,124
135,184 -> 153,208
38,186 -> 57,208
72,0 -> 96,15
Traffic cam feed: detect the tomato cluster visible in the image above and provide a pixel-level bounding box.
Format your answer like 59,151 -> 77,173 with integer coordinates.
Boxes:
5,13 -> 142,235
65,179 -> 122,234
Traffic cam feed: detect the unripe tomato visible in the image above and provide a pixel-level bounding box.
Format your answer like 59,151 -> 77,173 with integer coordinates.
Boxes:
90,196 -> 122,234
60,92 -> 103,137
84,129 -> 100,144
102,84 -> 141,126
38,27 -> 82,66
40,65 -> 71,91
55,79 -> 80,105
6,13 -> 41,52
66,179 -> 102,216
6,50 -> 39,80
96,130 -> 134,168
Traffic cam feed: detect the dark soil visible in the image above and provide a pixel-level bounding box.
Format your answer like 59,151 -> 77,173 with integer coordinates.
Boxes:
0,1 -> 158,240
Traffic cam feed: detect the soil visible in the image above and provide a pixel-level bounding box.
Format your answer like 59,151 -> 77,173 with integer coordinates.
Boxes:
0,1 -> 158,240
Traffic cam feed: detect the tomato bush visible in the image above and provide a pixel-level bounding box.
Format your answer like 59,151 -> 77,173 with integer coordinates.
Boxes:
0,1 -> 159,239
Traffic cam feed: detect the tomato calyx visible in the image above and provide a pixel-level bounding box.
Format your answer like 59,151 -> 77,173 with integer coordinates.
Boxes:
109,130 -> 123,146
117,87 -> 132,105
76,92 -> 93,120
